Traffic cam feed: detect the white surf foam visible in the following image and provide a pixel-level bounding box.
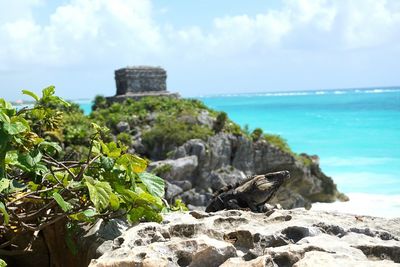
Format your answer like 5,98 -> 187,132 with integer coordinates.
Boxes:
311,193 -> 400,218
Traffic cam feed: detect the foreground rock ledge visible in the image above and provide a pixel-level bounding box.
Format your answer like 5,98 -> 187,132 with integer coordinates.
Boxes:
90,209 -> 400,267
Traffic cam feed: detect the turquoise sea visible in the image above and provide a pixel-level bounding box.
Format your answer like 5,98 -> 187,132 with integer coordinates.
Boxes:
199,88 -> 400,195
79,87 -> 400,216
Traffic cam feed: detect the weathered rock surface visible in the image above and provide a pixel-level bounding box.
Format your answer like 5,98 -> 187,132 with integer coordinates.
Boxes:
116,121 -> 130,133
89,209 -> 400,267
148,155 -> 198,182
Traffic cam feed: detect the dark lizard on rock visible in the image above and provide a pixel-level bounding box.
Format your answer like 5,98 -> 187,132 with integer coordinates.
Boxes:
205,170 -> 290,212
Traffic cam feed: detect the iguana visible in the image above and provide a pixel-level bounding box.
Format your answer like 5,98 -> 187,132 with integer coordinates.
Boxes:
205,170 -> 290,212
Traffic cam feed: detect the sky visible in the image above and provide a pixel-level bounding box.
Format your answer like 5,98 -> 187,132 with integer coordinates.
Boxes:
1,0 -> 400,101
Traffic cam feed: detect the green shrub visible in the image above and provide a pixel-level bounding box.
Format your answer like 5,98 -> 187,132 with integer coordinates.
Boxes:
213,112 -> 227,133
90,97 -> 216,133
63,112 -> 93,146
0,88 -> 167,260
264,133 -> 293,154
142,116 -> 212,158
251,128 -> 263,141
117,132 -> 132,146
226,121 -> 244,136
297,154 -> 313,166
92,95 -> 109,111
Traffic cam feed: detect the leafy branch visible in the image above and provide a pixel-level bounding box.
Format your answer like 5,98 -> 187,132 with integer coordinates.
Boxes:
0,87 -> 167,256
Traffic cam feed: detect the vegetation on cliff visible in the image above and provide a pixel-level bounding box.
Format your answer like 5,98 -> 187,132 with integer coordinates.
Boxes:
89,95 -> 295,159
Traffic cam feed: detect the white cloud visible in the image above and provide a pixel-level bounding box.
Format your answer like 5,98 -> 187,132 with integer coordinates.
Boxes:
340,0 -> 400,49
0,0 -> 163,69
0,0 -> 399,72
0,0 -> 43,24
170,0 -> 400,56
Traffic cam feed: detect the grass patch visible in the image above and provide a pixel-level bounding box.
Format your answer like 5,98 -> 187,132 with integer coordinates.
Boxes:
263,133 -> 294,155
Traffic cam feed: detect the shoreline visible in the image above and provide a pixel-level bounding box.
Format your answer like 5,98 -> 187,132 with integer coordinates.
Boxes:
311,192 -> 400,218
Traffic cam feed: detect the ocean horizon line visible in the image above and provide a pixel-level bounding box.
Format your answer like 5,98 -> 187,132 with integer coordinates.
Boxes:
194,85 -> 400,98
9,85 -> 400,104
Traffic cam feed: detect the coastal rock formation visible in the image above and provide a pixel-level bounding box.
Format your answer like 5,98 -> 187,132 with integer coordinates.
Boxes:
147,132 -> 346,209
107,66 -> 180,102
89,209 -> 400,266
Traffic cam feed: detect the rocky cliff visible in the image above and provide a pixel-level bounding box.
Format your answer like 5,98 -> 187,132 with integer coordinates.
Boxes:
149,132 -> 347,210
91,96 -> 347,210
89,209 -> 400,266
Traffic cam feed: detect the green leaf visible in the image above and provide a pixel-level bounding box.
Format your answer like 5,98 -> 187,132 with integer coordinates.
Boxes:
49,96 -> 70,107
42,86 -> 55,98
113,183 -> 138,203
27,181 -> 40,191
91,123 -> 109,135
101,156 -> 115,171
34,163 -> 48,175
8,179 -> 27,193
0,179 -> 10,193
0,112 -> 10,123
101,142 -> 122,159
69,209 -> 97,221
91,140 -> 101,155
127,205 -> 162,223
85,180 -> 112,211
0,258 -> 7,267
0,99 -> 13,110
39,141 -> 62,155
21,150 -> 42,167
133,187 -> 163,208
22,90 -> 40,102
31,150 -> 42,165
82,209 -> 97,217
109,193 -> 120,210
138,172 -> 165,198
53,192 -> 73,212
5,151 -> 18,165
0,201 -> 9,225
3,122 -> 27,135
67,180 -> 84,190
171,199 -> 188,212
117,154 -> 147,173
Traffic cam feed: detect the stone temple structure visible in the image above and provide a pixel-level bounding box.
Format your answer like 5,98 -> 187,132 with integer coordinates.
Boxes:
107,66 -> 179,102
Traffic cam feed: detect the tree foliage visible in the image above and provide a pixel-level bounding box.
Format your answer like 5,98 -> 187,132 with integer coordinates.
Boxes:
251,128 -> 264,141
0,87 -> 167,256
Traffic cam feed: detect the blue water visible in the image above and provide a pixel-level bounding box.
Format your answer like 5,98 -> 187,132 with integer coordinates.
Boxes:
198,88 -> 400,195
78,88 -> 400,196
77,101 -> 93,115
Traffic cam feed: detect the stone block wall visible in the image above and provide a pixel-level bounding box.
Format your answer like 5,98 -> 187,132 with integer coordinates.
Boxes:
115,66 -> 167,95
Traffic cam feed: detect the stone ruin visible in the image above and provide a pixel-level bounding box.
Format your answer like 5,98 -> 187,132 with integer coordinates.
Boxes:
107,66 -> 179,102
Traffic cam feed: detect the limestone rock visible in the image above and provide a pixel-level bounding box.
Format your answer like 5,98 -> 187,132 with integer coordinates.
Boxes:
165,181 -> 184,200
169,133 -> 344,209
116,121 -> 130,133
206,166 -> 247,191
180,189 -> 213,207
148,155 -> 198,182
89,209 -> 400,267
197,110 -> 215,128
